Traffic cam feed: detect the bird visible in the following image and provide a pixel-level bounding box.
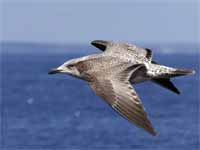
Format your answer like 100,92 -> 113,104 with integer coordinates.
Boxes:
48,40 -> 195,136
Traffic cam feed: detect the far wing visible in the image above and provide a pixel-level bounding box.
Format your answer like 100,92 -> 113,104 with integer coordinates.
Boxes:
91,40 -> 153,61
88,64 -> 156,136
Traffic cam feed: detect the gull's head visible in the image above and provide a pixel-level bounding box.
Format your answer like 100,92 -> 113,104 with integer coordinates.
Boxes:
48,59 -> 81,78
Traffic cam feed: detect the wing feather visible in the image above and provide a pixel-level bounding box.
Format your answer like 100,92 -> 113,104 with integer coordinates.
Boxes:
91,40 -> 153,61
89,64 -> 157,136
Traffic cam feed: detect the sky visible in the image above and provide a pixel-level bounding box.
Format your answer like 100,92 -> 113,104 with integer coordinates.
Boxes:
1,0 -> 199,44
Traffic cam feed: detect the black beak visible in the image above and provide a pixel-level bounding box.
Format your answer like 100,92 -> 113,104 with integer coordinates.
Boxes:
91,40 -> 109,51
48,68 -> 62,74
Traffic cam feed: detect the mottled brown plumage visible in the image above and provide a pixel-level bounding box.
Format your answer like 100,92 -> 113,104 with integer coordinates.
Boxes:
48,40 -> 195,136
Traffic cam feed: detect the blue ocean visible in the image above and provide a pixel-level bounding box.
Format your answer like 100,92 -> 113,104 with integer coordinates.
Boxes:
1,43 -> 199,149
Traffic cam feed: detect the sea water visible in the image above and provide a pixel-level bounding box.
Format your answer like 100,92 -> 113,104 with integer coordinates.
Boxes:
1,43 -> 199,149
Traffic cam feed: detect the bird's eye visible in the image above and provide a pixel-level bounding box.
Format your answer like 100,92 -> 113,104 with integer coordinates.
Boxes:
68,64 -> 74,69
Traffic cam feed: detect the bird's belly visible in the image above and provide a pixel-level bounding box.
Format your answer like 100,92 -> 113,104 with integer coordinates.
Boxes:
130,76 -> 150,84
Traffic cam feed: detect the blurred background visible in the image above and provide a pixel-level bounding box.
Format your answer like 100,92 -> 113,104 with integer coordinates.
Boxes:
1,0 -> 199,149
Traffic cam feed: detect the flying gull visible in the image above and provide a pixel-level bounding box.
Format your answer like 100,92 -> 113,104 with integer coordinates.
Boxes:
48,40 -> 195,136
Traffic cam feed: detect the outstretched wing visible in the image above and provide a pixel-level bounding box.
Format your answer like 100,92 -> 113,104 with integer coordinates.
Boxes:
91,40 -> 153,61
88,64 -> 157,136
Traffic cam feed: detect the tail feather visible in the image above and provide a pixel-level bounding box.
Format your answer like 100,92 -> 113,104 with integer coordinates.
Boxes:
173,69 -> 195,77
149,63 -> 195,79
151,68 -> 195,94
150,61 -> 195,94
155,66 -> 195,78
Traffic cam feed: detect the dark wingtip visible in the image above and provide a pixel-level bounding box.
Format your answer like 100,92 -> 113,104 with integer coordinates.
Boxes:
151,130 -> 158,136
152,78 -> 181,95
91,40 -> 109,51
170,84 -> 181,95
147,127 -> 158,136
174,89 -> 181,95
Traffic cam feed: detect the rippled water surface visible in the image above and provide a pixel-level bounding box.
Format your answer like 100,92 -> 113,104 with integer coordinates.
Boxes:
1,43 -> 199,149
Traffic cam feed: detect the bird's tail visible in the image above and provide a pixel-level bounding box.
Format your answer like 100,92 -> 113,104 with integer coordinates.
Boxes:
149,62 -> 195,94
150,68 -> 194,95
149,63 -> 195,79
161,68 -> 195,78
172,68 -> 195,77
